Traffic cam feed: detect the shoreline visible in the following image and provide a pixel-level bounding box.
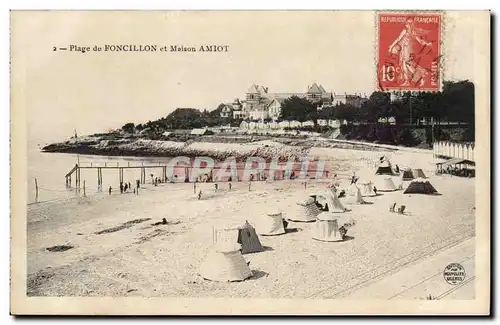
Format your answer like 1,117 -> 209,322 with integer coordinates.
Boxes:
40,134 -> 428,162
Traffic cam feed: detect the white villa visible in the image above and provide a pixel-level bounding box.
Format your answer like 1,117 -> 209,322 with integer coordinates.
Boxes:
220,83 -> 368,121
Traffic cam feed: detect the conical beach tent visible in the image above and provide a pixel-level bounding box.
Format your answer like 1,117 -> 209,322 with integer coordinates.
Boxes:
375,161 -> 396,176
199,242 -> 253,282
213,220 -> 264,254
324,187 -> 347,212
312,212 -> 356,242
345,184 -> 366,205
403,178 -> 438,194
412,169 -> 427,179
287,197 -> 321,222
357,179 -> 377,197
374,176 -> 398,192
255,210 -> 286,236
312,213 -> 344,242
401,168 -> 414,181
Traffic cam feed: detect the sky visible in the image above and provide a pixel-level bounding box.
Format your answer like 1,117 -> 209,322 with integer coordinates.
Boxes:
11,11 -> 478,144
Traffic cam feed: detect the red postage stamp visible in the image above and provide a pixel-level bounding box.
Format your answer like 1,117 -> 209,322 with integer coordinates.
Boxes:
377,12 -> 442,92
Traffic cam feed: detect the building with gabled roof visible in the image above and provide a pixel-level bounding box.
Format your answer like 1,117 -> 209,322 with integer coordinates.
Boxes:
232,83 -> 334,121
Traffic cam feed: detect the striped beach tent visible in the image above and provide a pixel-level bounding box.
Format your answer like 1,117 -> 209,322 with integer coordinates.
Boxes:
287,197 -> 321,222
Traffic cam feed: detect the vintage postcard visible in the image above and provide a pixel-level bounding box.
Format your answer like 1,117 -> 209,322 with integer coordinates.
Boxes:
10,10 -> 490,315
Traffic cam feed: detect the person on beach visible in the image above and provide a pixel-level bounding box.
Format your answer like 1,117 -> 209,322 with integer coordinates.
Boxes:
128,182 -> 131,189
119,182 -> 123,194
229,183 -> 232,190
395,165 -> 400,173
373,186 -> 378,195
124,183 -> 128,192
108,186 -> 112,195
136,180 -> 140,189
214,183 -> 218,192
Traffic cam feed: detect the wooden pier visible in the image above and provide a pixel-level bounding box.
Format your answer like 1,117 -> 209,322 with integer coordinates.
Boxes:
65,162 -> 172,189
63,160 -> 338,189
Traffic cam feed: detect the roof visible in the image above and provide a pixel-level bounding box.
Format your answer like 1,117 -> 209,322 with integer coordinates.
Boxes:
436,158 -> 475,166
252,103 -> 269,111
191,128 -> 208,135
318,85 -> 327,93
172,129 -> 192,135
267,93 -> 306,100
269,98 -> 285,105
308,83 -> 322,94
258,85 -> 268,94
247,84 -> 260,94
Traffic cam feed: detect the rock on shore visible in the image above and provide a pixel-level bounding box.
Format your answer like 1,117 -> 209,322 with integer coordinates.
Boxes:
42,134 -> 396,161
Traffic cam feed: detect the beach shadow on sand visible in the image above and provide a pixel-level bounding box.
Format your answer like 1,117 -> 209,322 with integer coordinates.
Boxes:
246,246 -> 274,254
248,270 -> 270,280
342,235 -> 355,242
285,227 -> 302,234
262,246 -> 274,252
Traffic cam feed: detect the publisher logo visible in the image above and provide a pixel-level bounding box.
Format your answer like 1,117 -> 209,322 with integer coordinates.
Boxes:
443,263 -> 466,285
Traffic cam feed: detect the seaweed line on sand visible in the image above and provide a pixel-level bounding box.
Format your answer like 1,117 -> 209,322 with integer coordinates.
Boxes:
134,229 -> 169,244
94,218 -> 152,235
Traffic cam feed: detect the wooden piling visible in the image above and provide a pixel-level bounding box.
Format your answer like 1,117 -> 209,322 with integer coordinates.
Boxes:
34,178 -> 38,202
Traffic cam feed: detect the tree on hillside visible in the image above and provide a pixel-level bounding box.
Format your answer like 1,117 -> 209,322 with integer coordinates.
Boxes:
121,122 -> 135,133
210,104 -> 226,118
357,92 -> 391,122
165,108 -> 203,129
442,80 -> 474,124
334,103 -> 357,121
318,105 -> 336,119
280,96 -> 318,125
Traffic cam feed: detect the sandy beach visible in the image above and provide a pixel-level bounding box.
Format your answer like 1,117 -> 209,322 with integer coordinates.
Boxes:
27,145 -> 475,299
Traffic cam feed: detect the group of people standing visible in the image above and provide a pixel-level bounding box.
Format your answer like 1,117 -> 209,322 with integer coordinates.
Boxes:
108,179 -> 142,195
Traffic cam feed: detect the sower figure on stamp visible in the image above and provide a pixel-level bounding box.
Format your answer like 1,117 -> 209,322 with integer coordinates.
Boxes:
388,18 -> 432,87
